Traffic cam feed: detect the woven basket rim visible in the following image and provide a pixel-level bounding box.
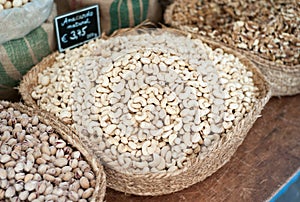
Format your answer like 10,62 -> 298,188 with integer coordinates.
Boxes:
19,25 -> 271,196
164,2 -> 300,72
0,101 -> 106,201
174,24 -> 300,96
164,2 -> 300,96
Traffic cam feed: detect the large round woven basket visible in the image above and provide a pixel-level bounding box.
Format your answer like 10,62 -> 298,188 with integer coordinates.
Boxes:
164,1 -> 300,97
19,26 -> 271,196
0,101 -> 106,201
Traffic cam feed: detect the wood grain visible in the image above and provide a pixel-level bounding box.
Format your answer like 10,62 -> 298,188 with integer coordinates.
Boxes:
105,95 -> 300,202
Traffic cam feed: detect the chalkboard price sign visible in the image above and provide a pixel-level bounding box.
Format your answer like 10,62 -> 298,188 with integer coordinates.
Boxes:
54,5 -> 101,52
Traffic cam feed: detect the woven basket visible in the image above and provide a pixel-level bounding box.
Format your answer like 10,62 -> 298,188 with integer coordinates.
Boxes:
164,1 -> 300,97
0,101 -> 106,201
19,26 -> 271,196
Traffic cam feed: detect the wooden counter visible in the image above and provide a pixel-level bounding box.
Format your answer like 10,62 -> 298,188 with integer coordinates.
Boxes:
106,94 -> 300,202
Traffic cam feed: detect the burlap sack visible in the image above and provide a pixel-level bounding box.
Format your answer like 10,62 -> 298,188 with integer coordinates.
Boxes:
0,4 -> 57,100
58,0 -> 162,34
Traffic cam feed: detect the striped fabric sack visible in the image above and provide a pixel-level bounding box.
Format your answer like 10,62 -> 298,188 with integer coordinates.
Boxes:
65,0 -> 162,34
0,4 -> 57,100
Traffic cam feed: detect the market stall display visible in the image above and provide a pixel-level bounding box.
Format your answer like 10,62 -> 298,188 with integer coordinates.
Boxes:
0,0 -> 296,200
19,26 -> 270,195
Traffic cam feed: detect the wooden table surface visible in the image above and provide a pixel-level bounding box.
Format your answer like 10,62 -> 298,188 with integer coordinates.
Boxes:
105,94 -> 300,202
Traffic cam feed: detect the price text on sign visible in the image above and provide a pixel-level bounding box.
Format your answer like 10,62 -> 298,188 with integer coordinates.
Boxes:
54,5 -> 101,52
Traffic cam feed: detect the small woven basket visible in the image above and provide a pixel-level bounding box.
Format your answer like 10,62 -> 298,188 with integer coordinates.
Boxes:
0,101 -> 106,201
19,26 -> 271,196
164,1 -> 300,97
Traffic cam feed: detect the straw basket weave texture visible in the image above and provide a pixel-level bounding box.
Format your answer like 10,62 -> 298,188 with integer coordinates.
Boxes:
19,26 -> 271,196
0,101 -> 106,201
164,1 -> 300,97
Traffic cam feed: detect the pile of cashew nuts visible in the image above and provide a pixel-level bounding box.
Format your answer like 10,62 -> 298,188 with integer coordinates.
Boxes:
32,31 -> 259,173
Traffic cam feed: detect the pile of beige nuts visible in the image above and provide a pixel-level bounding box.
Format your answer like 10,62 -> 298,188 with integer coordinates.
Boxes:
0,0 -> 30,11
31,31 -> 259,174
0,101 -> 96,201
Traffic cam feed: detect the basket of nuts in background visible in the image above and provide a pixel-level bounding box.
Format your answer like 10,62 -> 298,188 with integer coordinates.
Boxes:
19,25 -> 271,195
0,101 -> 106,201
164,0 -> 300,96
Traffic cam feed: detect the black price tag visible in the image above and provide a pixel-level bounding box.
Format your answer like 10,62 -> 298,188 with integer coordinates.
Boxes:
54,5 -> 101,52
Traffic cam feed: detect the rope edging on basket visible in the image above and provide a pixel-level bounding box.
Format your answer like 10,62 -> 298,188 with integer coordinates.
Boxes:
2,102 -> 106,201
19,26 -> 271,196
164,3 -> 300,97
